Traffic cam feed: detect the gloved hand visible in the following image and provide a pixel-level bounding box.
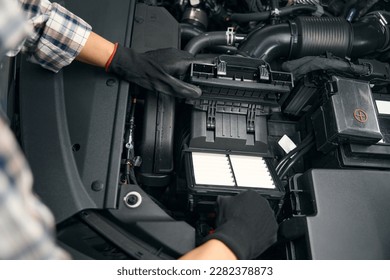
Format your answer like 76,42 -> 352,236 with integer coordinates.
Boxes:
143,48 -> 200,79
105,44 -> 202,98
204,190 -> 278,260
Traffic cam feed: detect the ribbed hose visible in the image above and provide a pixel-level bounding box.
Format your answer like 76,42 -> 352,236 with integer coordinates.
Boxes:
239,14 -> 390,61
291,17 -> 353,58
294,0 -> 320,5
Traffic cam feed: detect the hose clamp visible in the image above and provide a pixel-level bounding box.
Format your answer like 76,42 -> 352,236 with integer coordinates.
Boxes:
374,12 -> 390,52
288,20 -> 299,59
226,27 -> 235,45
271,8 -> 280,17
378,12 -> 388,26
313,5 -> 324,17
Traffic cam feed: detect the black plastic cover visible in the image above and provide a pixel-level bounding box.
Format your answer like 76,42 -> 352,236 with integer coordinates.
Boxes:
131,3 -> 180,187
139,92 -> 175,187
292,169 -> 390,259
189,55 -> 293,107
190,105 -> 270,154
108,184 -> 195,257
19,0 -> 136,222
131,3 -> 181,52
282,77 -> 318,117
312,76 -> 383,153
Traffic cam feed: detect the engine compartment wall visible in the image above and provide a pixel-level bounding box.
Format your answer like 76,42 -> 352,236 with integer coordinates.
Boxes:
19,0 -> 136,222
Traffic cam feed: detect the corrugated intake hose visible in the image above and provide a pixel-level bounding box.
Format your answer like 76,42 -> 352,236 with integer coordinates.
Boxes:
291,17 -> 353,58
239,12 -> 390,62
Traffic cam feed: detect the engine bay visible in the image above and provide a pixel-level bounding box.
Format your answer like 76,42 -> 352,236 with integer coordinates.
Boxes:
11,0 -> 390,259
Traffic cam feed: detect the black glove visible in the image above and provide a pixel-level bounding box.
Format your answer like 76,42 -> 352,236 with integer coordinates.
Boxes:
106,44 -> 202,98
204,190 -> 278,260
143,48 -> 200,79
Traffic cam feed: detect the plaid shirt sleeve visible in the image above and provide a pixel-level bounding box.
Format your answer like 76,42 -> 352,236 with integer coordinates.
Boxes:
0,0 -> 29,57
8,0 -> 92,72
0,117 -> 70,259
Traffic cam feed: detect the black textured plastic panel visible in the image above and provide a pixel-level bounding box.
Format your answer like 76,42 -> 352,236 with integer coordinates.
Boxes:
297,169 -> 390,259
19,0 -> 136,222
190,76 -> 290,105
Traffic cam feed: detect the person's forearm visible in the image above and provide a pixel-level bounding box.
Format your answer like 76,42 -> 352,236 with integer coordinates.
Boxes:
76,32 -> 115,68
179,239 -> 238,260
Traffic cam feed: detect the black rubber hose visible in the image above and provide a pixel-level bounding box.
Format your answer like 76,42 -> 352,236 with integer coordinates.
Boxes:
180,24 -> 238,54
357,0 -> 379,19
184,32 -> 246,55
229,11 -> 270,22
270,0 -> 279,10
291,17 -> 353,58
351,16 -> 388,56
229,4 -> 317,23
180,23 -> 203,43
239,14 -> 390,62
184,32 -> 227,55
239,23 -> 292,61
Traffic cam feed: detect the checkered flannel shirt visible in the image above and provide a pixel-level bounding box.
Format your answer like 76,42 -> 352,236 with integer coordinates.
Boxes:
0,118 -> 69,259
0,0 -> 28,57
8,0 -> 92,72
0,0 -> 93,259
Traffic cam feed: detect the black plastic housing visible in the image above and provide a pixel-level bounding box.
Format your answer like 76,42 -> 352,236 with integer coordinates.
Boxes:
138,92 -> 175,187
131,3 -> 181,52
312,76 -> 382,153
187,55 -> 293,154
189,101 -> 270,154
189,55 -> 293,107
331,93 -> 390,169
282,76 -> 319,117
282,169 -> 390,260
133,3 -> 180,188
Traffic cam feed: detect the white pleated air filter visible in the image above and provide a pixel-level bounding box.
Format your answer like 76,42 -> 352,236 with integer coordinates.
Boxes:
191,152 -> 275,189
